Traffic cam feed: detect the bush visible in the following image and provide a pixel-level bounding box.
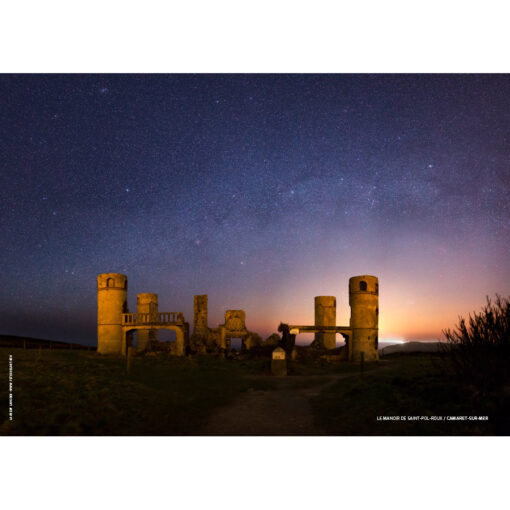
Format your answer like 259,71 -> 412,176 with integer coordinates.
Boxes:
442,295 -> 510,392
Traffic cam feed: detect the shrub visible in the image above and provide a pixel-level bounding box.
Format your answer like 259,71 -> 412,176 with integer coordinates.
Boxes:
442,295 -> 510,392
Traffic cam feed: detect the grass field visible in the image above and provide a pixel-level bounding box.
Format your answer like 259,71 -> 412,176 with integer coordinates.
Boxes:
0,348 -> 276,435
0,348 -> 508,435
311,354 -> 510,435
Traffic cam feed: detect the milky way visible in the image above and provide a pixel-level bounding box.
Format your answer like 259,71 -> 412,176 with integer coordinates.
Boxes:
1,74 -> 509,344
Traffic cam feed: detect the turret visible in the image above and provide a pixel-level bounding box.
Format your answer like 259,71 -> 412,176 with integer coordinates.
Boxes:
136,293 -> 158,351
314,296 -> 337,350
97,273 -> 128,354
349,275 -> 379,362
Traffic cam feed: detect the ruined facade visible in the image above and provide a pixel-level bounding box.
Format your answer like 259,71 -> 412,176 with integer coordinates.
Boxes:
97,276 -> 261,357
190,295 -> 261,353
97,272 -> 379,363
288,274 -> 379,362
97,273 -> 189,356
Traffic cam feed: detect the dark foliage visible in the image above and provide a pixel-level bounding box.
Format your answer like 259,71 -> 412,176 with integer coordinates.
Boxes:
442,295 -> 510,392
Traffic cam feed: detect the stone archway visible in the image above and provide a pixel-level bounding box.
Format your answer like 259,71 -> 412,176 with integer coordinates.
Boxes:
217,310 -> 259,351
122,325 -> 186,356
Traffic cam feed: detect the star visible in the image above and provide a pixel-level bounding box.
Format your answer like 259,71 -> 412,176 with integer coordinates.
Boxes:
1,74 -> 509,345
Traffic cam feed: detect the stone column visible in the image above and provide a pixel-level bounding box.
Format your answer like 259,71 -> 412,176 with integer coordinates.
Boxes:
314,296 -> 337,350
193,295 -> 208,336
137,293 -> 158,352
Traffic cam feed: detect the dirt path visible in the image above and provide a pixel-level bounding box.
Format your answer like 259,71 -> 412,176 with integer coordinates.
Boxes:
201,372 -> 360,435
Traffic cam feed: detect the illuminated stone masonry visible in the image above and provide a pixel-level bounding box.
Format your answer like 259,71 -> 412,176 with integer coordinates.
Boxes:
190,295 -> 262,353
97,273 -> 189,356
287,275 -> 379,362
97,273 -> 379,362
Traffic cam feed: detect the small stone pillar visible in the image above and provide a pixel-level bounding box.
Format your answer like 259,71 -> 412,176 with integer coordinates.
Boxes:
271,347 -> 287,376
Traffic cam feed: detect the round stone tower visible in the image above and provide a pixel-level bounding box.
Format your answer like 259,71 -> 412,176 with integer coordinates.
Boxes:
349,275 -> 379,362
314,296 -> 337,350
97,273 -> 128,354
137,293 -> 158,352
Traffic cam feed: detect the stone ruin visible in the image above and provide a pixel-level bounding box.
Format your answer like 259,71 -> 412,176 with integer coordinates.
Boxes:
97,273 -> 263,357
190,295 -> 262,354
283,275 -> 380,362
97,273 -> 189,356
97,272 -> 380,363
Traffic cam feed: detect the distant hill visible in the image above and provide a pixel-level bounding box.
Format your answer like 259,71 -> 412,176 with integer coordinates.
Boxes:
380,341 -> 444,356
0,334 -> 95,350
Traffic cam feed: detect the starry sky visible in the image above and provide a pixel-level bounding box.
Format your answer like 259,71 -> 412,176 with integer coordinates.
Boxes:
1,74 -> 509,345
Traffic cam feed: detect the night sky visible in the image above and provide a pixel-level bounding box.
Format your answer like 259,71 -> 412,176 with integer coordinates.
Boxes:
1,74 -> 509,345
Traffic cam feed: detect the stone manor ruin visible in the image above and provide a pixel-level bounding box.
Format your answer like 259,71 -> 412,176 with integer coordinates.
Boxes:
97,273 -> 379,362
285,275 -> 380,362
190,295 -> 261,354
96,273 -> 260,356
96,273 -> 189,356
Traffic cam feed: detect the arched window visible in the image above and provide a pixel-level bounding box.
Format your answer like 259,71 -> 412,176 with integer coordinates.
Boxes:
375,336 -> 378,349
376,308 -> 379,316
359,280 -> 367,291
106,278 -> 114,288
375,283 -> 379,294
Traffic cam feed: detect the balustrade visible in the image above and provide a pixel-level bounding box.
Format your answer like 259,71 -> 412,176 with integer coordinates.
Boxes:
122,312 -> 184,326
